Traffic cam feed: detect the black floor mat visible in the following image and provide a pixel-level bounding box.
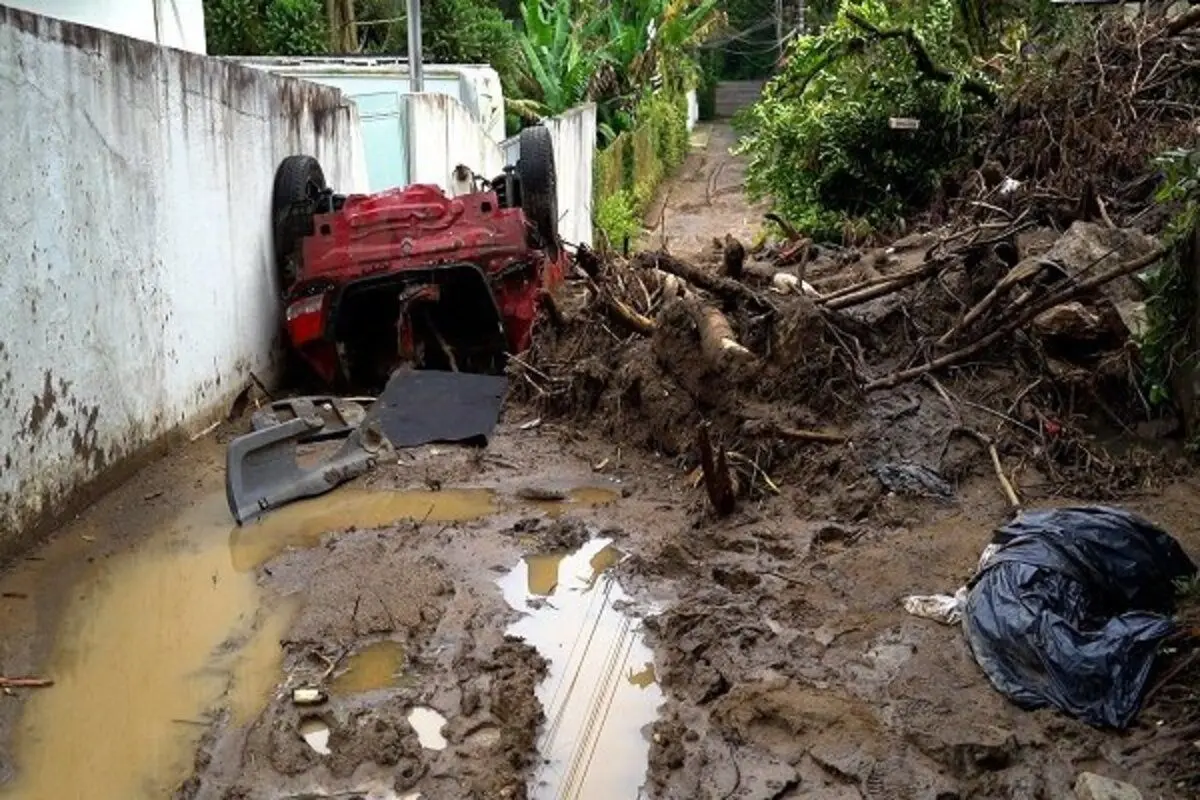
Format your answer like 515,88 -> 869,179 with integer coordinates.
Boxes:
369,369 -> 508,448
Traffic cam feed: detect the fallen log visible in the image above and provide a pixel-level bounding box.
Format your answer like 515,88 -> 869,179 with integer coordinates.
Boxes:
634,251 -> 770,308
936,257 -> 1047,347
865,247 -> 1167,391
678,291 -> 757,369
600,288 -> 657,336
697,422 -> 738,516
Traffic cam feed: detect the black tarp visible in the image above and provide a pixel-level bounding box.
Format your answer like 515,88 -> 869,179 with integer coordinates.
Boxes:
963,505 -> 1196,729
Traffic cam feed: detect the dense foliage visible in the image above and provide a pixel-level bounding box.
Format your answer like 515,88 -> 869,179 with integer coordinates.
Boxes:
734,0 -> 1003,241
510,0 -> 720,135
594,91 -> 691,248
205,0 -> 520,89
203,0 -> 716,141
204,0 -> 328,56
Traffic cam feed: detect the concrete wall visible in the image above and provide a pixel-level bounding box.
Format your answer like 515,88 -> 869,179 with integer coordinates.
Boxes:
0,6 -> 367,557
404,92 -> 505,192
686,89 -> 699,131
501,104 -> 597,248
6,0 -> 206,53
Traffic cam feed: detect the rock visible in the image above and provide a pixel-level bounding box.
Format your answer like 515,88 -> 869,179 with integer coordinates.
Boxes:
1073,772 -> 1143,800
1033,302 -> 1107,340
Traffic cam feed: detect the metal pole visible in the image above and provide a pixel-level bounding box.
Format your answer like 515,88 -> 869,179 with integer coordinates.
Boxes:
775,0 -> 783,58
405,0 -> 424,91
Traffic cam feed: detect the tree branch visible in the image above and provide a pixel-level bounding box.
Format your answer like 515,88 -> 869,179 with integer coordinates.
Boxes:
843,11 -> 998,105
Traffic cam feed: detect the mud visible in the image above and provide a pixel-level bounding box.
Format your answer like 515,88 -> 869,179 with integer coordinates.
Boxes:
500,537 -> 661,799
1,121 -> 1198,800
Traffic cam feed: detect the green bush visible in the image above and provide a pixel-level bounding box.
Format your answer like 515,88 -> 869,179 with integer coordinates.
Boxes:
593,90 -> 691,249
595,190 -> 642,250
204,0 -> 327,55
733,0 -> 992,241
1141,149 -> 1200,407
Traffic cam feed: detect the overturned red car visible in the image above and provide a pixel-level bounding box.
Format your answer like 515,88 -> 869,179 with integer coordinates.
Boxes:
271,125 -> 567,388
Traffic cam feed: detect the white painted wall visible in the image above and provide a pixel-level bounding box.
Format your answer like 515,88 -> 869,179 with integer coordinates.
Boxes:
687,89 -> 699,131
237,58 -> 508,149
404,92 -> 505,192
0,6 -> 367,551
501,104 -> 598,248
5,0 -> 206,53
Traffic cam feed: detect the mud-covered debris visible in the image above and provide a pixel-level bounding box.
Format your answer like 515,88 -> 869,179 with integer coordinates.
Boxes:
1074,772 -> 1144,800
872,462 -> 954,501
1033,302 -> 1113,342
902,590 -> 966,625
534,518 -> 591,552
515,485 -> 567,502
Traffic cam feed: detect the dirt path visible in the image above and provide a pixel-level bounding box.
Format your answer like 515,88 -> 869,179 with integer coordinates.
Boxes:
1,127 -> 1199,800
643,122 -> 768,259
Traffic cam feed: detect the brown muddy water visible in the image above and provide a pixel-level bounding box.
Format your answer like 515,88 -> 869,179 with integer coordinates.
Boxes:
0,484 -> 621,800
499,538 -> 662,800
330,640 -> 407,695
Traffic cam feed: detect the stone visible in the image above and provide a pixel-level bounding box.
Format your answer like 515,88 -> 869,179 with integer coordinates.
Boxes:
1033,302 -> 1107,341
1073,771 -> 1143,800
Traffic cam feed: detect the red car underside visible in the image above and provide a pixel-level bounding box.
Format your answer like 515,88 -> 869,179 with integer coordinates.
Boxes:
282,183 -> 566,387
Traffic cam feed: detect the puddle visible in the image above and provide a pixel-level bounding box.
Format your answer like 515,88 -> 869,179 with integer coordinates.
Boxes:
0,494 -> 268,800
526,487 -> 620,517
229,486 -> 620,570
0,483 -> 619,799
228,599 -> 300,724
299,717 -> 332,755
407,706 -> 448,750
498,538 -> 662,799
229,488 -> 500,570
332,640 -> 406,695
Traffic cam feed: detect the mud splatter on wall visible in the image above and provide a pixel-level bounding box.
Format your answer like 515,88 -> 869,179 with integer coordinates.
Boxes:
0,6 -> 369,558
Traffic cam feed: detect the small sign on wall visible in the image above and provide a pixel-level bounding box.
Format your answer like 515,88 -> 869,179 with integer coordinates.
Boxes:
888,118 -> 920,130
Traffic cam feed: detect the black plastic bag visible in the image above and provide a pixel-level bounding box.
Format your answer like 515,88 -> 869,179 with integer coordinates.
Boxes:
963,505 -> 1196,729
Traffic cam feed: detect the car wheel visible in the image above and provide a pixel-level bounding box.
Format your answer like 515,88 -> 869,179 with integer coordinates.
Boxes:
516,125 -> 559,258
272,155 -> 326,289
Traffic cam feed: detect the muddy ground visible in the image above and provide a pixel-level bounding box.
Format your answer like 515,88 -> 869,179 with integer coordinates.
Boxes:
2,122 -> 1199,800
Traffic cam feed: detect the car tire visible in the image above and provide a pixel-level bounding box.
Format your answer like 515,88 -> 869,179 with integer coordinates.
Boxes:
516,125 -> 559,257
272,155 -> 326,288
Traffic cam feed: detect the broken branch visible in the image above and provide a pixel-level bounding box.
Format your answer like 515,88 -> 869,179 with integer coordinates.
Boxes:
865,247 -> 1166,391
844,11 -> 998,105
634,251 -> 771,309
953,428 -> 1021,509
821,259 -> 946,310
697,422 -> 738,516
0,676 -> 53,689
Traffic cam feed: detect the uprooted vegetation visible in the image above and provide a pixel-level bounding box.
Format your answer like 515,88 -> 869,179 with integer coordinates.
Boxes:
533,4 -> 1200,518
736,3 -> 1200,242
512,210 -> 1186,520
938,6 -> 1200,234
